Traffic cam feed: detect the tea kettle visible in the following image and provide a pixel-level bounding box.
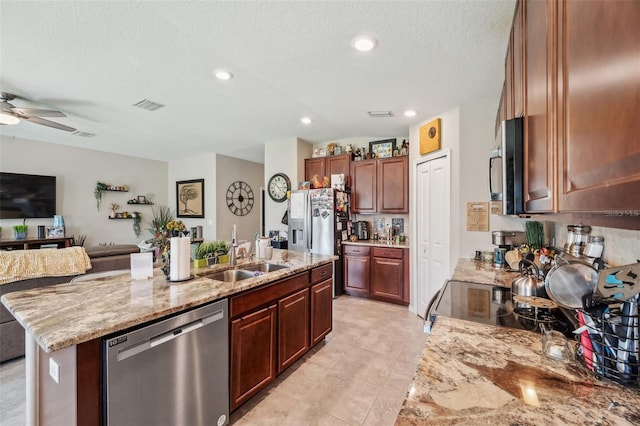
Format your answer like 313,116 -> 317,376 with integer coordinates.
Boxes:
511,259 -> 546,306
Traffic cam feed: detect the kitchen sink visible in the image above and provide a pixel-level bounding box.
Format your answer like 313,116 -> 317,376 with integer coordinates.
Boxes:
242,263 -> 289,273
206,269 -> 256,282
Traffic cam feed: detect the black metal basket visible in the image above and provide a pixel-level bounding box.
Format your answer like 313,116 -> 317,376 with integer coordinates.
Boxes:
576,300 -> 640,386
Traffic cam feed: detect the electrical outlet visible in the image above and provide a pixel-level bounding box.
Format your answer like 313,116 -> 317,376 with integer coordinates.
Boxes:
49,358 -> 59,384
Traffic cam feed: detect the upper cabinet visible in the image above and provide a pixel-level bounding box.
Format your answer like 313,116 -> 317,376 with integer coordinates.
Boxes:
523,0 -> 556,213
304,153 -> 351,187
502,0 -> 640,222
556,0 -> 640,213
351,156 -> 409,214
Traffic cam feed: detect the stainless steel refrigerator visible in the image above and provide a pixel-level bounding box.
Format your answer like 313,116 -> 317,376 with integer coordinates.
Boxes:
288,188 -> 350,296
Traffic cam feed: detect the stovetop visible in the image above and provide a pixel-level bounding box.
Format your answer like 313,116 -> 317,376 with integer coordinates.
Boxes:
430,280 -> 577,337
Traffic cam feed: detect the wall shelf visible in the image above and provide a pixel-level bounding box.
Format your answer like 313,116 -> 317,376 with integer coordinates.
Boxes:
108,217 -> 134,220
127,201 -> 153,205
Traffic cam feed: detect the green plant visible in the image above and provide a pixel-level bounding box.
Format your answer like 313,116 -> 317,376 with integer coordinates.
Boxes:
195,240 -> 229,259
148,205 -> 173,237
525,221 -> 545,250
94,182 -> 107,211
13,218 -> 28,233
132,212 -> 142,237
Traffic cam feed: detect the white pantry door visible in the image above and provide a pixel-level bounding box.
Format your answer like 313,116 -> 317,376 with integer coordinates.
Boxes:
416,154 -> 450,317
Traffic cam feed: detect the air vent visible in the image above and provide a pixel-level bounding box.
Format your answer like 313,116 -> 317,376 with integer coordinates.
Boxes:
72,131 -> 96,138
367,111 -> 393,118
132,99 -> 165,111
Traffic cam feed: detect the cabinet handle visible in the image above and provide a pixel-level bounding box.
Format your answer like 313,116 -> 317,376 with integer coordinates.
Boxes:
383,251 -> 390,255
320,271 -> 327,276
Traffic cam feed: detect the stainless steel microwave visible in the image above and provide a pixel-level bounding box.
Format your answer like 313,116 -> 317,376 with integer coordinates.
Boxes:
489,117 -> 524,215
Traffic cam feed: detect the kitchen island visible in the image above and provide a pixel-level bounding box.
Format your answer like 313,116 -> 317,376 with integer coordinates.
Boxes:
396,259 -> 640,425
1,249 -> 336,425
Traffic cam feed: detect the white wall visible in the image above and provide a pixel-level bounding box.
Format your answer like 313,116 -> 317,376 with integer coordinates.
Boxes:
215,154 -> 264,243
264,138 -> 312,235
0,136 -> 167,246
168,153 -> 216,240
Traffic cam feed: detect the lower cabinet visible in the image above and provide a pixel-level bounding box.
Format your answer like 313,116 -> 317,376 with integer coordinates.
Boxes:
230,305 -> 277,411
278,288 -> 310,372
229,265 -> 333,412
344,244 -> 409,305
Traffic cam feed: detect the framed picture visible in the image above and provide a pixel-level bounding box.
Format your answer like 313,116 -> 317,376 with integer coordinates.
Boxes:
334,146 -> 342,155
369,139 -> 396,158
176,179 -> 205,218
137,195 -> 146,203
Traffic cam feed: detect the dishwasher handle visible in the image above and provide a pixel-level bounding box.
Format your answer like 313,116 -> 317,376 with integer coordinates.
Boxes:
116,308 -> 225,362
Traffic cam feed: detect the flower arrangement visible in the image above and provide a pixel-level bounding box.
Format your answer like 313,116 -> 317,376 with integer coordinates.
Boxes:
166,220 -> 185,232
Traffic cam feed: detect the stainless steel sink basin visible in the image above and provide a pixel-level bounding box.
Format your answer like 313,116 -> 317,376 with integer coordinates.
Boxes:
242,263 -> 289,273
207,269 -> 256,282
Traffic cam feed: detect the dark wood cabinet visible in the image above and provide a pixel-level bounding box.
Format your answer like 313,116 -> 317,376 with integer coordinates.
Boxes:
304,153 -> 351,186
523,0 -> 557,213
343,245 -> 370,297
351,156 -> 408,214
230,304 -> 277,411
370,247 -> 406,304
556,0 -> 640,213
351,159 -> 377,213
512,1 -> 524,118
278,288 -> 309,372
378,156 -> 409,213
310,279 -> 333,346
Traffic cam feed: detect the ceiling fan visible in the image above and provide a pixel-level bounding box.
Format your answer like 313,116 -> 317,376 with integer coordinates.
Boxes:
0,92 -> 76,132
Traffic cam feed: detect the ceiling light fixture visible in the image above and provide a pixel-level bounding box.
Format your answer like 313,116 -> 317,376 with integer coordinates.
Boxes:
404,110 -> 417,117
215,70 -> 233,80
301,117 -> 312,125
0,112 -> 19,125
351,35 -> 378,52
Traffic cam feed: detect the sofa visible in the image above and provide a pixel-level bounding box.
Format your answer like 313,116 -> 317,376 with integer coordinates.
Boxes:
0,244 -> 139,363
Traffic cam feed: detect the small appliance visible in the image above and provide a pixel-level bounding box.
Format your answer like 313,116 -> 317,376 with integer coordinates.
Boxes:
489,117 -> 524,215
354,221 -> 370,240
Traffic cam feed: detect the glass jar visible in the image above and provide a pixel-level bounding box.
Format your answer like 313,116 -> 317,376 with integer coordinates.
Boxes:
583,236 -> 604,258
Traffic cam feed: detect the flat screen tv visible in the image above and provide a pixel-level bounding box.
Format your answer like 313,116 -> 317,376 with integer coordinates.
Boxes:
0,172 -> 57,219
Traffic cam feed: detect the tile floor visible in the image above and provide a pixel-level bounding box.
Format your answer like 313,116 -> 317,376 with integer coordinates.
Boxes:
0,295 -> 428,426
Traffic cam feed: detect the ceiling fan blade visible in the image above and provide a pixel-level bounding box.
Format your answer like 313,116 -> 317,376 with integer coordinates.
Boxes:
11,107 -> 66,118
22,116 -> 76,132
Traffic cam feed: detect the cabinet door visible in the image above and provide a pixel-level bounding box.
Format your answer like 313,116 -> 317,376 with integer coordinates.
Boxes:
378,156 -> 409,213
524,0 -> 557,213
371,251 -> 404,303
556,0 -> 640,213
278,288 -> 310,372
344,254 -> 370,297
513,0 -> 524,117
351,160 -> 377,213
326,153 -> 351,187
505,28 -> 514,120
310,279 -> 333,346
230,305 -> 277,411
305,157 -> 326,182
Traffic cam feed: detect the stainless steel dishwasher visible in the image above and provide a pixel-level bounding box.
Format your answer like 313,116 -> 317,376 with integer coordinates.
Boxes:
103,299 -> 229,426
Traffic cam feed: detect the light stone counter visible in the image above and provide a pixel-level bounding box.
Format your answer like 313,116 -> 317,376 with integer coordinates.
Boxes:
342,240 -> 410,249
1,250 -> 336,353
396,258 -> 640,425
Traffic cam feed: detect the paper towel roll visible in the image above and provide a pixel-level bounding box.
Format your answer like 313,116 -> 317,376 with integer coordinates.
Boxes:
170,237 -> 191,281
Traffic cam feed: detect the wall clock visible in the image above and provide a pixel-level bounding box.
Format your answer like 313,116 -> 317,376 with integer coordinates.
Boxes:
419,118 -> 441,155
268,173 -> 291,203
226,181 -> 254,216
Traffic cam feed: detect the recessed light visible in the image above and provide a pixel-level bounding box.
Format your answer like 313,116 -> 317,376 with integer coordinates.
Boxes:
351,35 -> 378,52
215,70 -> 233,80
301,117 -> 312,125
404,110 -> 417,117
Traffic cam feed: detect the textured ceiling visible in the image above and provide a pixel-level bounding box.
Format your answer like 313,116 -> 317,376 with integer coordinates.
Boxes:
0,0 -> 515,164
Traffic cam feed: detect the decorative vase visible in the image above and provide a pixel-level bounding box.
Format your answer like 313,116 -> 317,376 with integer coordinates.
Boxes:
193,259 -> 207,269
15,231 -> 27,240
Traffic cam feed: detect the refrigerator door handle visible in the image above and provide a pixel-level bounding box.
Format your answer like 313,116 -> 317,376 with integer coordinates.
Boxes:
306,192 -> 312,251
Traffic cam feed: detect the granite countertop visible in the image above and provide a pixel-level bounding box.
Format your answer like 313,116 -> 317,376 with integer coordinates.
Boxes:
451,257 -> 520,287
1,249 -> 336,354
396,259 -> 640,425
342,239 -> 410,249
397,316 -> 640,425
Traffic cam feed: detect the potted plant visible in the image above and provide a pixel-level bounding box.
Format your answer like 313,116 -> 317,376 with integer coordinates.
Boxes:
94,181 -> 107,211
132,211 -> 142,237
0,226 -> 2,239
110,202 -> 119,219
165,220 -> 186,237
194,240 -> 229,268
14,219 -> 28,240
148,205 -> 173,238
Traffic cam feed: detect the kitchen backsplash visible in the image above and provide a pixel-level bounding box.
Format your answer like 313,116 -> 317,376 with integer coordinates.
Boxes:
551,222 -> 639,267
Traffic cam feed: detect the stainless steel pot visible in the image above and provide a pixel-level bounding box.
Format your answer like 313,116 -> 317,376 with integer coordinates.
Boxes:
511,259 -> 546,308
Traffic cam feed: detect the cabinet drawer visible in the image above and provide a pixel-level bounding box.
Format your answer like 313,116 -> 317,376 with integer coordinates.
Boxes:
372,247 -> 404,259
310,263 -> 333,284
343,245 -> 370,256
230,273 -> 308,318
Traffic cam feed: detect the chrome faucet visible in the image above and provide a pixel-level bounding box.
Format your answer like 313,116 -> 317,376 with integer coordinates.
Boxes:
229,225 -> 238,266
